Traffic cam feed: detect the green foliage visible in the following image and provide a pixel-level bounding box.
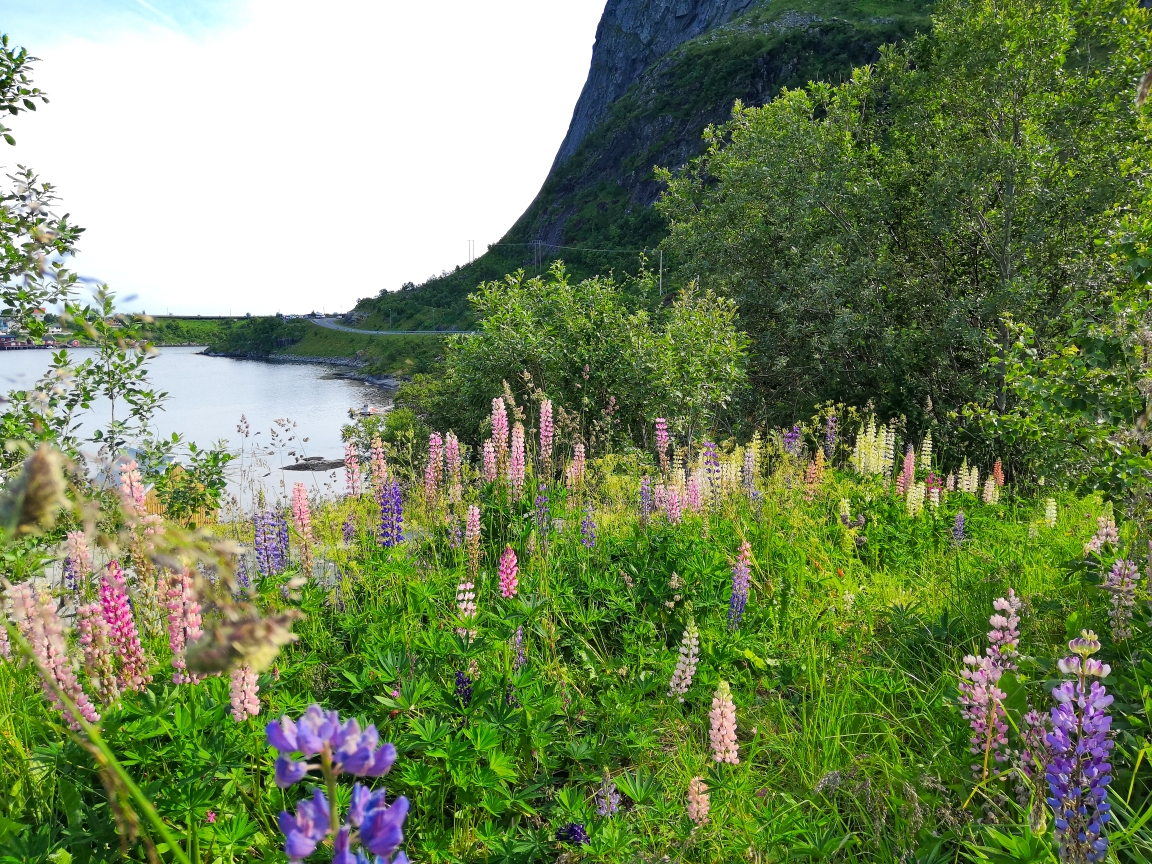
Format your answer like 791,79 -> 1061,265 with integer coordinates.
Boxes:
398,262 -> 747,445
202,315 -> 309,358
657,0 -> 1152,452
136,433 -> 233,525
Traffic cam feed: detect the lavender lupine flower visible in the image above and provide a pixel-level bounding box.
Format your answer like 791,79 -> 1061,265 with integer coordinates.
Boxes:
556,823 -> 590,846
498,546 -> 518,598
742,446 -> 757,498
378,482 -> 404,548
727,541 -> 752,630
100,562 -> 151,692
344,442 -> 362,497
958,591 -> 1021,779
596,774 -> 620,816
987,589 -> 1022,668
709,680 -> 739,764
455,670 -> 473,707
509,423 -> 526,498
64,531 -> 92,592
539,399 -> 554,470
512,626 -> 526,670
640,476 -> 653,526
342,514 -> 356,546
668,619 -> 700,701
1046,631 -> 1113,863
230,664 -> 260,722
236,555 -> 251,589
824,414 -> 837,460
425,432 -> 443,503
1084,516 -> 1119,556
266,704 -> 398,788
7,583 -> 100,730
77,603 -> 119,706
581,505 -> 596,549
448,516 -> 463,550
953,510 -> 966,546
1015,707 -> 1053,808
783,425 -> 801,456
275,513 -> 290,571
491,397 -> 509,456
655,417 -> 670,472
534,483 -> 550,535
1104,559 -> 1138,642
254,508 -> 273,576
687,778 -> 709,826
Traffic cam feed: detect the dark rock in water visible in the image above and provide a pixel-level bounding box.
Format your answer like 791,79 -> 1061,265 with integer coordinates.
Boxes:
283,457 -> 344,472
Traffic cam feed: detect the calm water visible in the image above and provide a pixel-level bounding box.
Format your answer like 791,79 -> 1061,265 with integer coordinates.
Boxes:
0,346 -> 392,499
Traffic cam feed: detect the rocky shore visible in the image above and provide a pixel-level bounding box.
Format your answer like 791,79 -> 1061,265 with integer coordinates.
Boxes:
200,349 -> 404,389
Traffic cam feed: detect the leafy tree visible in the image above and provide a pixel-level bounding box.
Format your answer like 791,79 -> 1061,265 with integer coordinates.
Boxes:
658,0 -> 1152,452
398,262 -> 747,447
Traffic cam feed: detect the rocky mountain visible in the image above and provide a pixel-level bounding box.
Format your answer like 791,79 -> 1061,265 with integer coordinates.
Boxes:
347,0 -> 931,335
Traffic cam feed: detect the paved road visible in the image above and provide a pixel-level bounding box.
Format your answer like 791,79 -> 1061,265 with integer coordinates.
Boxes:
311,318 -> 477,336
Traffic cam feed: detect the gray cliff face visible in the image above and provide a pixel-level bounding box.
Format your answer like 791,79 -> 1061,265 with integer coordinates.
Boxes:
553,0 -> 757,169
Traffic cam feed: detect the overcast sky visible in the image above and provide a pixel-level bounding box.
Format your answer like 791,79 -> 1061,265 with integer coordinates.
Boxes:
1,0 -> 606,315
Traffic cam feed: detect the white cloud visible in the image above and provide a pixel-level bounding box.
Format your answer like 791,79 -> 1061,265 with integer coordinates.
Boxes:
7,0 -> 605,314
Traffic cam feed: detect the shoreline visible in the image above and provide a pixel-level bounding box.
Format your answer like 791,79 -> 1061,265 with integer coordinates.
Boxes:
198,349 -> 404,389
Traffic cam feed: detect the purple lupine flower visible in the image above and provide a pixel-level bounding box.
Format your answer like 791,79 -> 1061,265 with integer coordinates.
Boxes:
448,516 -> 463,550
342,514 -> 356,546
783,425 -> 801,456
359,789 -> 409,861
581,505 -> 597,549
391,481 -> 404,543
655,417 -> 670,471
953,510 -> 966,546
254,509 -> 271,576
266,705 -> 397,787
742,447 -> 757,498
278,787 -> 331,861
277,782 -> 408,864
1046,630 -> 1113,863
556,823 -> 590,845
535,483 -> 550,534
596,774 -> 620,816
512,626 -> 526,670
640,476 -> 653,525
727,541 -> 752,630
455,671 -> 473,707
824,414 -> 837,460
378,481 -> 404,548
236,555 -> 251,589
275,513 -> 290,571
957,590 -> 1021,780
703,441 -> 720,493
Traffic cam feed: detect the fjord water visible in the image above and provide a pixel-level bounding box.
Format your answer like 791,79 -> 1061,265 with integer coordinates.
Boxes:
0,346 -> 392,497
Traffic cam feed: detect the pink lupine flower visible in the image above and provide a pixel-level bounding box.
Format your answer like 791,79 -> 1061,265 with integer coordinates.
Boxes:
1084,515 -> 1119,555
896,446 -> 914,495
292,483 -> 315,570
369,437 -> 388,491
566,443 -> 586,489
539,399 -> 554,469
491,397 -> 509,456
445,432 -> 462,502
509,423 -> 526,498
78,603 -> 120,706
654,482 -> 668,512
8,583 -> 100,730
687,778 -> 709,826
993,459 -> 1005,487
425,432 -> 444,502
655,417 -> 670,472
498,546 -> 518,598
709,680 -> 739,764
0,624 -> 9,660
119,459 -> 146,515
230,664 -> 260,722
483,441 -> 497,483
466,505 -> 481,578
456,578 -> 477,638
668,619 -> 699,701
166,570 -> 203,684
987,589 -> 1021,668
100,562 -> 152,692
958,653 -> 1009,779
344,442 -> 362,496
686,474 -> 702,513
946,473 -> 956,492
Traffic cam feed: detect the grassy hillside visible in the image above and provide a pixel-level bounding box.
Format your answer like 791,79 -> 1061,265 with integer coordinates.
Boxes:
343,0 -> 931,336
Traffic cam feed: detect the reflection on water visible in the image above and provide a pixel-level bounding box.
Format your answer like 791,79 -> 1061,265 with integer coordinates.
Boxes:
0,346 -> 392,501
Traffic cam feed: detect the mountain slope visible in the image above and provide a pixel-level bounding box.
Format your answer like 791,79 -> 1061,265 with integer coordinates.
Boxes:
346,0 -> 931,337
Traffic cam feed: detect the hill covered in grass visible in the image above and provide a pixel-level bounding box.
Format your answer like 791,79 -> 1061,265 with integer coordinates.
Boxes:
341,0 -> 931,335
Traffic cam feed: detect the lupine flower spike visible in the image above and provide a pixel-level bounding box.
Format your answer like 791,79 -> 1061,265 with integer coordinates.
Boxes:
668,620 -> 699,701
1104,559 -> 1137,642
581,505 -> 597,548
166,569 -> 203,684
596,773 -> 620,816
1046,631 -> 1113,863
727,541 -> 751,630
709,680 -> 739,764
483,441 -> 497,483
425,432 -> 443,503
230,664 -> 260,722
509,423 -> 526,498
567,443 -> 586,489
291,483 -> 314,570
64,531 -> 92,593
498,546 -> 518,598
465,505 -> 481,578
539,399 -> 554,472
687,778 -> 709,826
77,603 -> 119,706
100,562 -> 152,692
7,583 -> 100,729
343,442 -> 362,496
1045,498 -> 1057,528
491,398 -> 509,458
655,417 -> 670,473
958,591 -> 1022,779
